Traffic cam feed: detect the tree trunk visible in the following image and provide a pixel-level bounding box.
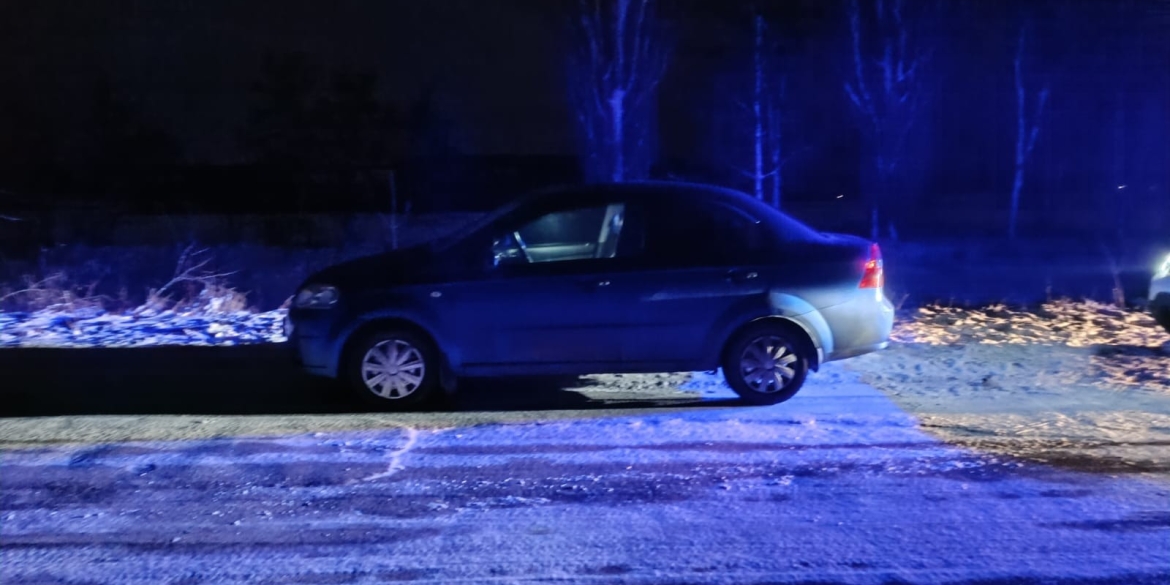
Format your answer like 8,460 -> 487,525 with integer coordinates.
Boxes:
1008,27 -> 1047,239
768,96 -> 782,209
1008,163 -> 1024,239
1009,55 -> 1027,240
752,14 -> 765,200
610,89 -> 626,182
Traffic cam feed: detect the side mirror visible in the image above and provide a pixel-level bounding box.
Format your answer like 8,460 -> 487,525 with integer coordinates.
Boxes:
491,234 -> 527,268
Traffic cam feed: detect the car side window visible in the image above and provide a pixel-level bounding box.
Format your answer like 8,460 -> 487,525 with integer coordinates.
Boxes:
492,202 -> 632,266
643,201 -> 769,267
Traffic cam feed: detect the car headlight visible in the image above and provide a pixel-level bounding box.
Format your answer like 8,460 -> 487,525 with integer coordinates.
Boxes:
1157,254 -> 1170,280
294,284 -> 339,309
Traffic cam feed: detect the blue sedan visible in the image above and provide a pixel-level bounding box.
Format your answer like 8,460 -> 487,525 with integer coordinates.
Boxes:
287,182 -> 894,409
1151,252 -> 1170,333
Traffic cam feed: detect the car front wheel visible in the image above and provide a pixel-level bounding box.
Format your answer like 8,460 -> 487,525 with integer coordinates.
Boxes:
346,330 -> 440,409
722,323 -> 811,405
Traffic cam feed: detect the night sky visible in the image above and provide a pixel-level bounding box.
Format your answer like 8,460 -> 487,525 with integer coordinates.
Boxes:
0,0 -> 1167,226
0,0 -> 572,162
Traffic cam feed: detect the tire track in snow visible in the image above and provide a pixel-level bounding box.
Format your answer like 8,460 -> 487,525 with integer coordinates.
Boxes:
353,424 -> 424,483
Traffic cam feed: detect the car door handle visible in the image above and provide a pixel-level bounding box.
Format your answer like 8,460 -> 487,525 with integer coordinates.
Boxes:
726,269 -> 758,283
578,279 -> 611,291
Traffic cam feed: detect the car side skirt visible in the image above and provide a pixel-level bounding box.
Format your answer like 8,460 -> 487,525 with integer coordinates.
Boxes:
456,360 -> 712,378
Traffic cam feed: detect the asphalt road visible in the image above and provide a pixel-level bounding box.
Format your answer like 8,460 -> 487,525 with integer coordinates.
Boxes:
1,347 -> 1168,584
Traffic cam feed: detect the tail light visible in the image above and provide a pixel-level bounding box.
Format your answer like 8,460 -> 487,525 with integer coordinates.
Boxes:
859,243 -> 884,289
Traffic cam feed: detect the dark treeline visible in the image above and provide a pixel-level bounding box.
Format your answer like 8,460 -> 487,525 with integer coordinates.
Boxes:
0,0 -> 1165,238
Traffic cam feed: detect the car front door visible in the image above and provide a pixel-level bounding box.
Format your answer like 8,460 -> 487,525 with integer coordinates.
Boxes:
438,199 -> 637,372
618,198 -> 776,367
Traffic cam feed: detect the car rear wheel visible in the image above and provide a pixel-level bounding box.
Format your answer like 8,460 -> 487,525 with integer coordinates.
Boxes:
346,330 -> 440,410
722,323 -> 810,405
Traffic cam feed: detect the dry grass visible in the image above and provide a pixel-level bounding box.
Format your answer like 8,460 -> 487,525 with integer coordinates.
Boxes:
845,299 -> 1170,478
888,299 -> 1170,390
0,273 -> 110,313
894,299 -> 1165,348
1,244 -> 249,316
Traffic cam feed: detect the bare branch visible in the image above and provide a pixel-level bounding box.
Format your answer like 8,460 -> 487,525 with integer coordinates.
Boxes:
844,83 -> 862,109
848,0 -> 875,115
152,244 -> 237,300
1036,85 -> 1050,116
1025,85 -> 1050,155
0,275 -> 66,304
880,44 -> 894,97
1009,23 -> 1049,238
569,0 -> 668,182
629,0 -> 650,88
894,0 -> 908,81
614,0 -> 630,87
1014,28 -> 1027,165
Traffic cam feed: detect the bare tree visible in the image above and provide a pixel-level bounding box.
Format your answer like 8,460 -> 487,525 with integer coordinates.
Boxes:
750,13 -> 768,201
569,0 -> 670,183
739,11 -> 797,208
766,78 -> 788,209
1008,25 -> 1050,239
844,0 -> 931,240
710,8 -> 797,208
742,13 -> 790,207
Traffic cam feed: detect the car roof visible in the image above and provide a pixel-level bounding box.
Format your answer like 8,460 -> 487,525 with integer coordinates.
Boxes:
520,181 -> 825,242
432,181 -> 823,252
526,180 -> 749,205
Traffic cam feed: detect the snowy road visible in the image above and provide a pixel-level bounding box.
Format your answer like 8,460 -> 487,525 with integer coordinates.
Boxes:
2,364 -> 1168,584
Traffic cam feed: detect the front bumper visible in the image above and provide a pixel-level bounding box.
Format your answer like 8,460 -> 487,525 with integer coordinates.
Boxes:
286,311 -> 336,377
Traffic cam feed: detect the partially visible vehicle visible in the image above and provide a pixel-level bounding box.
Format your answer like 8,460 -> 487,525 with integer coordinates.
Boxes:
1151,252 -> 1170,334
287,181 -> 894,409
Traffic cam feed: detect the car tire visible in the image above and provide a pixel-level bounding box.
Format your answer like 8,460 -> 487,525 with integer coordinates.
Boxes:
345,329 -> 441,410
721,322 -> 811,406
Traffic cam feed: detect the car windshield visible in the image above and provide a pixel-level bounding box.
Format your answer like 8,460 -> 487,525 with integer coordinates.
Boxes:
428,199 -> 524,252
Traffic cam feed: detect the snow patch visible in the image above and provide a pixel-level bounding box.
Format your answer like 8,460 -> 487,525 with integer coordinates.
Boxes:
0,307 -> 287,347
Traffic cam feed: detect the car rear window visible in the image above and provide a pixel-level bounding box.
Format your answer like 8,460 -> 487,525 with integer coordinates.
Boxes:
735,197 -> 824,242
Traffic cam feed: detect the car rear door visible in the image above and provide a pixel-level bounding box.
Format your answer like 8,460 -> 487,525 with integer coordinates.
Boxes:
618,197 -> 777,367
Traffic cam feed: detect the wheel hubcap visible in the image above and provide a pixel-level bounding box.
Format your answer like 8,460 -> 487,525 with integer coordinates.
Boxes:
739,336 -> 798,394
361,339 -> 426,399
